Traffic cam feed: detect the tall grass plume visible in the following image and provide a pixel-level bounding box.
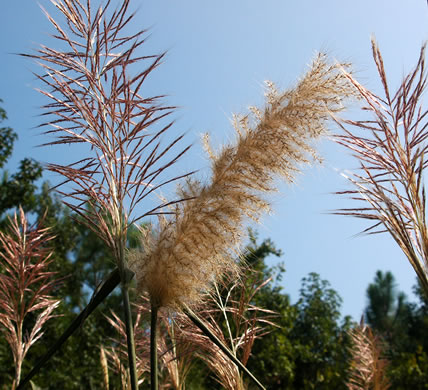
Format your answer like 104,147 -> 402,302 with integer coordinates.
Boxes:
346,320 -> 390,390
0,208 -> 60,389
334,39 -> 428,295
129,53 -> 356,311
25,1 -> 191,387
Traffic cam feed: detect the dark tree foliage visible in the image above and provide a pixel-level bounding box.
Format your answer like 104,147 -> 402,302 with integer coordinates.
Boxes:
0,100 -> 42,220
243,232 -> 297,389
243,235 -> 352,390
364,271 -> 428,389
0,158 -> 43,215
0,99 -> 17,169
288,273 -> 352,390
365,270 -> 410,341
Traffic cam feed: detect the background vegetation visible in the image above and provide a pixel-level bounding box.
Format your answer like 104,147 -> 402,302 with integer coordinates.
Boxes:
2,101 -> 428,389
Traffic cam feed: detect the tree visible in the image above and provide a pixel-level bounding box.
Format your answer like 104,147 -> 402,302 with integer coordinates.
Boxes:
243,232 -> 297,389
0,100 -> 17,169
243,233 -> 352,390
390,279 -> 428,389
289,273 -> 351,390
365,271 -> 411,344
0,99 -> 42,220
363,271 -> 428,389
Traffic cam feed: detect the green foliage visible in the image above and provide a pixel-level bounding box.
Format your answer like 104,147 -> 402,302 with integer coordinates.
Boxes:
365,270 -> 409,340
244,237 -> 351,390
3,94 -> 428,388
364,271 -> 428,389
0,100 -> 42,219
243,233 -> 296,388
290,273 -> 352,389
0,99 -> 17,170
24,309 -> 114,389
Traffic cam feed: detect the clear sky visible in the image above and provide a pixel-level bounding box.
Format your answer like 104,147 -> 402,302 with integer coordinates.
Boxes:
0,0 -> 427,320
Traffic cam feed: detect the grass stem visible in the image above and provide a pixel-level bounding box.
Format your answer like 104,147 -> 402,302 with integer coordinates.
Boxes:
121,284 -> 138,390
150,304 -> 159,390
119,233 -> 139,390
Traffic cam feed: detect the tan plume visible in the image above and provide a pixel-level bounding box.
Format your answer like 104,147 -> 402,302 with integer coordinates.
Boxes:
129,53 -> 356,310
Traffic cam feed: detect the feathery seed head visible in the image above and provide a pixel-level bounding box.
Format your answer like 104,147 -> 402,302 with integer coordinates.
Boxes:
28,0 -> 191,262
129,53 -> 356,309
0,208 -> 60,386
347,321 -> 390,390
334,40 -> 428,295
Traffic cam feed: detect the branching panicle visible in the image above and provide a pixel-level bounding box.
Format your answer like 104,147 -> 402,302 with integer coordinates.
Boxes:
346,320 -> 390,390
28,1 -> 192,387
335,39 -> 428,295
0,208 -> 60,389
28,0 -> 190,254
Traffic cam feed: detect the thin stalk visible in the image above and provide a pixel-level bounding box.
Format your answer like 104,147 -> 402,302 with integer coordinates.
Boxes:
170,322 -> 179,387
121,285 -> 138,390
214,283 -> 235,354
100,347 -> 110,390
15,322 -> 23,388
118,236 -> 138,390
185,307 -> 266,390
150,304 -> 159,390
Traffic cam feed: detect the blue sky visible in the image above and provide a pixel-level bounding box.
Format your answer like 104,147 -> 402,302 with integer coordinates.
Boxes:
0,1 -> 427,320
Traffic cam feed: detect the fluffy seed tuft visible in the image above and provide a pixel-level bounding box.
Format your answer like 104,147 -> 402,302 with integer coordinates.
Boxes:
129,54 -> 356,309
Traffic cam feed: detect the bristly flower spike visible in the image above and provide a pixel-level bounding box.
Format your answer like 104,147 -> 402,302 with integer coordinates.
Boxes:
129,53 -> 357,311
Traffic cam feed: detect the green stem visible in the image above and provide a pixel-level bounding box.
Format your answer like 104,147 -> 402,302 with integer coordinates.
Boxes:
185,307 -> 266,390
118,234 -> 138,390
121,283 -> 138,390
150,304 -> 159,390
